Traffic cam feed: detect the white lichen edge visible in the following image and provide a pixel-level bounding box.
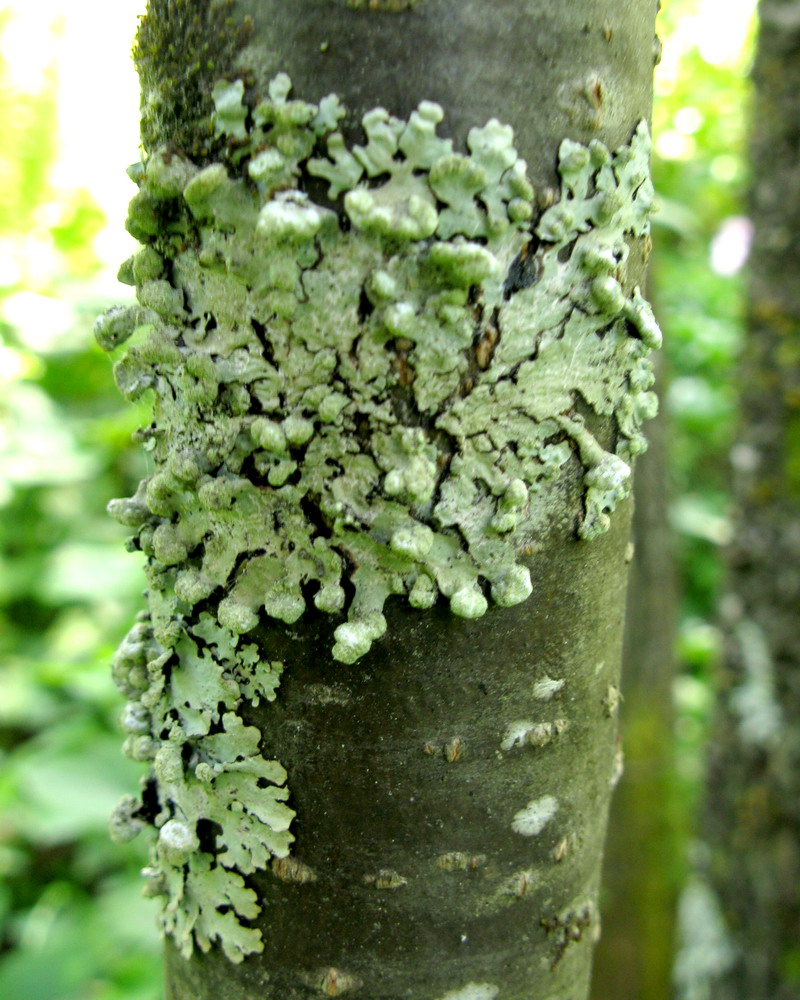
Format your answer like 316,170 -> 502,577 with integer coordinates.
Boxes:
101,73 -> 660,962
436,984 -> 500,1000
511,795 -> 560,836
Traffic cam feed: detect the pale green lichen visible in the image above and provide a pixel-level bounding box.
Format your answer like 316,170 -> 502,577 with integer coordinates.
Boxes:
501,718 -> 569,751
511,795 -> 560,836
533,676 -> 567,701
102,75 -> 659,962
436,984 -> 500,1000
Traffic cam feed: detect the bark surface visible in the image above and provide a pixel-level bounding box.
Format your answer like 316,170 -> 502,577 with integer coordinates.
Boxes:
696,2 -> 800,998
590,354 -> 680,1000
113,3 -> 659,999
232,0 -> 656,187
167,513 -> 632,1000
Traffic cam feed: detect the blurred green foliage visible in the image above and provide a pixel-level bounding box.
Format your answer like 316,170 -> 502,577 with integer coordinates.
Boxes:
651,0 -> 755,795
0,11 -> 162,999
0,2 -> 755,997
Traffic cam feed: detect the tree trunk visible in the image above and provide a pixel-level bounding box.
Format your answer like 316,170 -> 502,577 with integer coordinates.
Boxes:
687,3 -> 800,999
100,2 -> 660,998
590,351 -> 680,1000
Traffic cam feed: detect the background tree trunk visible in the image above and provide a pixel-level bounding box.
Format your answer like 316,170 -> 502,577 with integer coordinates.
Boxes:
104,2 -> 659,998
690,2 -> 800,998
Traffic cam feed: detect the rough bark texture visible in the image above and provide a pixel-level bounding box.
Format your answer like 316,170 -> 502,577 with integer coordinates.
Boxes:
590,354 -> 680,1000
694,2 -> 800,998
106,2 -> 659,998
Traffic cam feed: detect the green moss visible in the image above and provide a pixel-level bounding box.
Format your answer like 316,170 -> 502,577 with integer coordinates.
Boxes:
133,0 -> 253,156
103,75 -> 660,963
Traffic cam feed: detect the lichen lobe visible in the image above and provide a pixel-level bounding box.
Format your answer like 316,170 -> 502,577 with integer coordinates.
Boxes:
102,74 -> 660,963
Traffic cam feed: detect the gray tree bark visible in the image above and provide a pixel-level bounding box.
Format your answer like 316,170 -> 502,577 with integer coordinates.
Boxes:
689,2 -> 800,998
101,2 -> 659,998
590,354 -> 680,1000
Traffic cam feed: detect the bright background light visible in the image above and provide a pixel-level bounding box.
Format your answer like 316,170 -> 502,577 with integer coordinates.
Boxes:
0,0 -> 144,324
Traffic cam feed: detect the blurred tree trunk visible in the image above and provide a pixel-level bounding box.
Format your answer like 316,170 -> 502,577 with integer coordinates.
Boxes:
590,350 -> 680,1000
691,3 -> 800,998
108,2 -> 659,998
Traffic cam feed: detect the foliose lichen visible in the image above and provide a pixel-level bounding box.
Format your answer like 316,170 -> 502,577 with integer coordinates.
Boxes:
101,75 -> 659,962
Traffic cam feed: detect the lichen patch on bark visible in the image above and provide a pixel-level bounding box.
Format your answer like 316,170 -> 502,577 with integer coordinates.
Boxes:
101,73 -> 659,963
